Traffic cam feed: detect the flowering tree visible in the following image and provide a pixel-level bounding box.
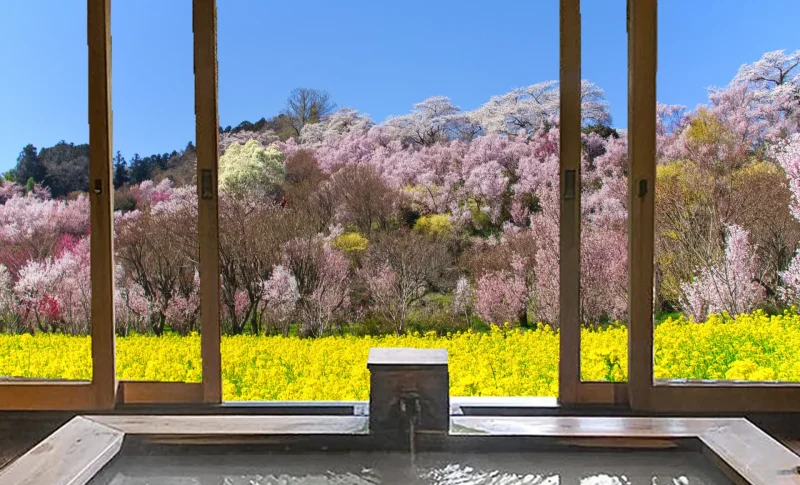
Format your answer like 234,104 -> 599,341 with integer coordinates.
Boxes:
359,231 -> 451,334
474,270 -> 528,326
680,225 -> 764,320
732,49 -> 800,141
774,134 -> 800,303
300,107 -> 374,145
0,181 -> 22,204
261,265 -> 300,336
219,129 -> 280,154
3,49 -> 799,336
774,133 -> 800,220
383,96 -> 468,147
218,140 -> 285,197
283,237 -> 351,337
0,191 -> 89,276
115,184 -> 198,335
452,277 -> 474,324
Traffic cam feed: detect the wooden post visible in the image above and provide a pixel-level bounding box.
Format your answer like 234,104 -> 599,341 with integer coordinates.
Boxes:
559,0 -> 581,405
88,0 -> 116,409
627,0 -> 657,410
193,0 -> 222,404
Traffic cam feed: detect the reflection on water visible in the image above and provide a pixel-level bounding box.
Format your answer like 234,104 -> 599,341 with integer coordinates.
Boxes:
89,451 -> 731,485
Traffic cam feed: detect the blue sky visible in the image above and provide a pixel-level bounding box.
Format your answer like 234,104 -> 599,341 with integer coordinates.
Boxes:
0,1 -> 798,173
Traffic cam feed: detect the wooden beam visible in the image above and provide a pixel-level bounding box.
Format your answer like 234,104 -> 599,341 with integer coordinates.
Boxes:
558,0 -> 582,405
117,381 -> 204,405
572,382 -> 628,405
0,383 -> 96,411
193,0 -> 222,404
87,0 -> 116,410
627,0 -> 657,410
648,385 -> 800,413
87,415 -> 369,436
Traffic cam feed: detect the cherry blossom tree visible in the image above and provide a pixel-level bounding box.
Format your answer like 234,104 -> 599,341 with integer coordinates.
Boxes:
219,129 -> 280,154
0,181 -> 22,204
283,236 -> 351,337
261,264 -> 300,336
299,107 -> 374,145
680,224 -> 764,320
382,96 -> 469,147
474,270 -> 528,326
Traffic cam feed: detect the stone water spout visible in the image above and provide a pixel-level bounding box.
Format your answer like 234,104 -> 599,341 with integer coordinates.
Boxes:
367,347 -> 449,452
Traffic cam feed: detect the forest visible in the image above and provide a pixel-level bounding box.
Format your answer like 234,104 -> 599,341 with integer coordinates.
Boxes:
1,49 -> 799,340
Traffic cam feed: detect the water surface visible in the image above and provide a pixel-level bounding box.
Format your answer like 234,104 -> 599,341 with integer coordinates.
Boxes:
88,450 -> 733,484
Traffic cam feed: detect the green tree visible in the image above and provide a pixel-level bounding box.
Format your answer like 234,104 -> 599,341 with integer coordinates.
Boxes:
26,176 -> 36,192
14,144 -> 46,185
128,153 -> 149,184
582,123 -> 619,139
113,151 -> 130,188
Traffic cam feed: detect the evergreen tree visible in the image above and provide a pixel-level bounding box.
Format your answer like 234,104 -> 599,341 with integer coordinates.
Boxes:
129,153 -> 149,184
113,151 -> 130,188
14,144 -> 46,185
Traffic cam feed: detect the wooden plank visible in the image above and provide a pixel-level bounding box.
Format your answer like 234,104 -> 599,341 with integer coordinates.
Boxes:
451,416 -> 729,437
0,384 -> 96,411
626,0 -> 657,410
87,0 -> 116,410
192,0 -> 222,404
558,0 -> 582,405
558,437 -> 679,449
0,416 -> 123,485
87,415 -> 369,436
117,381 -> 204,405
647,386 -> 800,413
700,420 -> 800,485
573,381 -> 628,405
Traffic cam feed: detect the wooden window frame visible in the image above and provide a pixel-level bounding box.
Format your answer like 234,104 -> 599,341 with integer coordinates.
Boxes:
0,0 -> 221,410
626,0 -> 800,413
0,0 -> 116,411
558,0 -> 627,407
112,0 -> 223,407
3,0 -> 798,413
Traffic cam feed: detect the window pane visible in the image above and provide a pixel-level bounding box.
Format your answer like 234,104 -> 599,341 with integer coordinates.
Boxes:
0,2 -> 92,381
654,0 -> 800,383
217,0 -> 561,401
579,0 -> 629,383
111,0 -> 201,383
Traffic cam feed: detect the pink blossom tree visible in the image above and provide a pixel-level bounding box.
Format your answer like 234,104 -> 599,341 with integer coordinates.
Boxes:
261,264 -> 300,336
283,237 -> 351,337
680,224 -> 765,320
474,270 -> 528,326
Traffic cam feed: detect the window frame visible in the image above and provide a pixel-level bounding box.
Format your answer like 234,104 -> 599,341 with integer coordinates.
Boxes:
624,0 -> 800,413
3,0 -> 799,413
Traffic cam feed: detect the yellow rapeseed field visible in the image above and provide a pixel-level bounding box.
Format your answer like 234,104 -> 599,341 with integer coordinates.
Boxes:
1,311 -> 799,401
